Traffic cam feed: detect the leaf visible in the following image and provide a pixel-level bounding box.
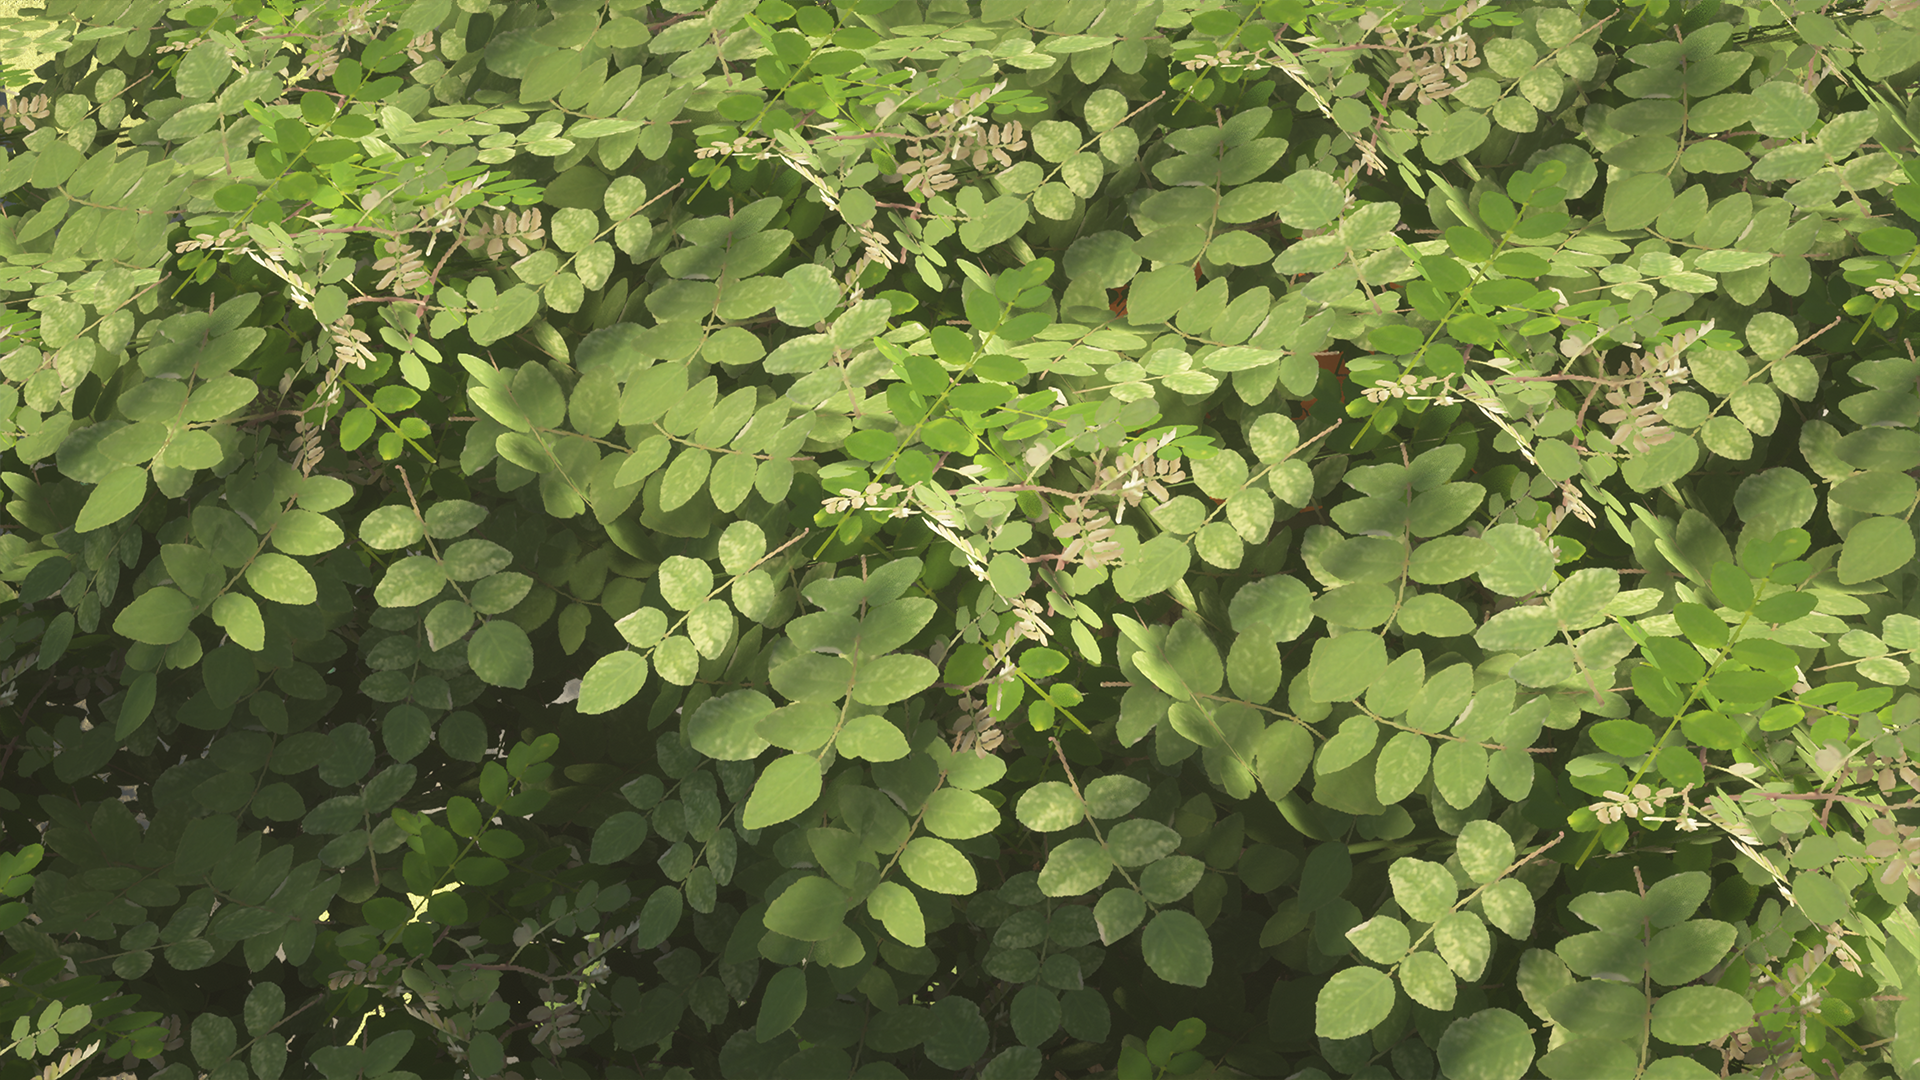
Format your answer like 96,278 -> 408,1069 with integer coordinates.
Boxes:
756,966 -> 806,1042
1139,855 -> 1205,904
924,997 -> 988,1071
1256,722 -> 1313,803
589,811 -> 648,864
211,593 -> 265,651
578,651 -> 648,714
1621,433 -> 1700,491
1017,782 -> 1083,831
1478,524 -> 1555,597
1839,516 -> 1915,585
1106,820 -> 1180,867
866,881 -> 925,947
959,194 -> 1030,251
1391,858 -> 1458,922
1432,740 -> 1489,808
742,753 -> 822,829
901,837 -> 975,895
467,621 -> 533,689
1401,949 -> 1458,1010
1273,170 -> 1344,228
1112,534 -> 1190,601
271,508 -> 345,555
1455,821 -> 1517,883
1424,108 -> 1491,162
922,789 -> 998,839
765,875 -> 850,941
1482,879 -> 1536,939
687,690 -> 774,760
1347,916 -> 1411,964
852,654 -> 938,706
1140,910 -> 1212,987
468,284 -> 540,346
1038,837 -> 1112,897
1376,731 -> 1432,805
1436,911 -> 1492,979
1083,775 -> 1149,818
1438,1009 -> 1535,1080
76,465 -> 147,533
376,555 -> 446,608
114,586 -> 194,646
658,555 -> 714,610
1316,967 -> 1395,1038
1649,920 -> 1736,986
1094,888 -> 1147,945
836,714 -> 909,761
1308,632 -> 1387,702
247,553 -> 317,605
1650,986 -> 1754,1045
360,505 -> 425,549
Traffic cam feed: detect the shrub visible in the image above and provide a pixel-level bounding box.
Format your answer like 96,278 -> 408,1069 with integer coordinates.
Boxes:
3,1 -> 1920,1078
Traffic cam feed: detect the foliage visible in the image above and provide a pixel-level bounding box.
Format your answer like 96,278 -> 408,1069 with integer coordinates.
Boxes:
3,0 -> 1920,1078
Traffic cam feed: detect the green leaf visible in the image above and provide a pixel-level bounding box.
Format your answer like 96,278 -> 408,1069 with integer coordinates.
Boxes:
1112,534 -> 1190,601
1083,775 -> 1149,818
1347,916 -> 1410,964
1649,986 -> 1754,1045
765,875 -> 849,941
1391,858 -> 1458,922
360,505 -> 425,549
376,555 -> 446,608
1308,632 -> 1387,702
1839,516 -> 1915,585
467,621 -> 533,689
756,966 -> 806,1042
1135,856 -> 1200,908
1478,524 -> 1554,596
1432,740 -> 1489,808
211,593 -> 264,650
742,753 -> 822,829
959,194 -> 1030,251
1039,837 -> 1112,897
1094,888 -> 1147,945
1621,433 -> 1699,492
76,465 -> 147,533
852,654 -> 937,706
866,881 -> 925,947
589,811 -> 648,864
1455,821 -> 1516,884
271,508 -> 345,555
1256,722 -> 1313,803
1424,108 -> 1491,162
1482,879 -> 1536,939
247,553 -> 317,605
1106,820 -> 1180,867
836,714 -> 909,761
924,997 -> 988,1071
1376,731 -> 1432,805
1273,170 -> 1343,228
658,555 -> 714,610
578,651 -> 648,714
901,836 -> 975,895
687,690 -> 774,760
1316,967 -> 1395,1038
1649,920 -> 1736,986
1401,949 -> 1458,1010
1065,231 -> 1141,289
469,285 -> 540,346
1140,910 -> 1212,987
1017,782 -> 1083,831
114,586 -> 195,646
922,788 -> 998,840
1437,1008 -> 1535,1080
